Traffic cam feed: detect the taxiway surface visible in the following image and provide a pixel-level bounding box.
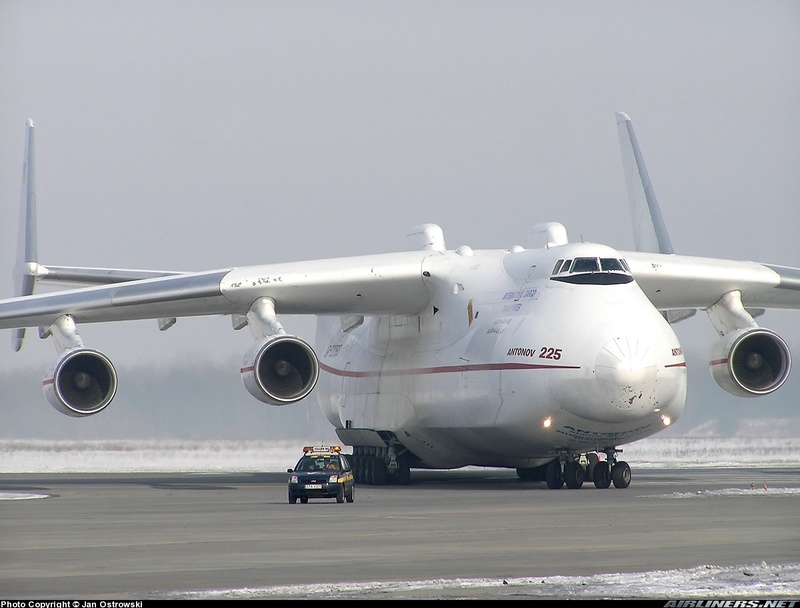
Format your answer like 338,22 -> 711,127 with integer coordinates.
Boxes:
2,467 -> 798,599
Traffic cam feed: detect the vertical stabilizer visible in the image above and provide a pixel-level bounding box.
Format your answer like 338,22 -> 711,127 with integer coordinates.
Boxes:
12,119 -> 38,351
616,112 -> 674,255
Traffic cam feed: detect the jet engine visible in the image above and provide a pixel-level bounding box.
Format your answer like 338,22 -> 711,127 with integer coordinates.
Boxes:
241,334 -> 319,405
710,327 -> 791,397
44,348 -> 118,417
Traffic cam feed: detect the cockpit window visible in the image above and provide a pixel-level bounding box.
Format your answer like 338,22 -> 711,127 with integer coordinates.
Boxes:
600,258 -> 626,271
549,256 -> 633,285
571,257 -> 600,273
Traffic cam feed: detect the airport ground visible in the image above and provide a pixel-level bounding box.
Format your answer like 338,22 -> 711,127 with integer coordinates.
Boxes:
1,467 -> 799,600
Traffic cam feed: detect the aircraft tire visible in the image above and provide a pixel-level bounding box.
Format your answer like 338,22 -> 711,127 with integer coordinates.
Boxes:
545,459 -> 564,489
363,455 -> 375,485
390,461 -> 411,485
611,461 -> 631,489
564,461 -> 585,489
592,461 -> 611,489
371,456 -> 388,486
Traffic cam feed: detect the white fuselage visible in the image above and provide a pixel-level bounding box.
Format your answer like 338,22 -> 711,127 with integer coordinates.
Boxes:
315,242 -> 687,469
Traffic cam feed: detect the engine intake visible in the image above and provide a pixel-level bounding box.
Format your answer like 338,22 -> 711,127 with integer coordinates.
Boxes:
241,334 -> 319,405
710,327 -> 791,397
44,348 -> 118,417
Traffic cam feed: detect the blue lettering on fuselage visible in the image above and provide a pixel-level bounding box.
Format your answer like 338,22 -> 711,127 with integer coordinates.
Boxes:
501,288 -> 538,301
555,424 -> 653,442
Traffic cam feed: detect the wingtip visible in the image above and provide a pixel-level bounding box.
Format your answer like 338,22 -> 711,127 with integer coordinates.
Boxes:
615,111 -> 631,124
26,118 -> 34,128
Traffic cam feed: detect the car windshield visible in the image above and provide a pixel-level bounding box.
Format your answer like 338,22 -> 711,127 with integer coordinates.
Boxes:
296,456 -> 341,472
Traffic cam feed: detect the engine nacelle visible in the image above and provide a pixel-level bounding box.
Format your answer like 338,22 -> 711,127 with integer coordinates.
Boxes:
44,348 -> 118,417
710,327 -> 792,397
241,334 -> 319,405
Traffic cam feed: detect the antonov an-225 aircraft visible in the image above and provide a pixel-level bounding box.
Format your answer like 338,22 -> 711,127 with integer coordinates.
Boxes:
2,113 -> 799,489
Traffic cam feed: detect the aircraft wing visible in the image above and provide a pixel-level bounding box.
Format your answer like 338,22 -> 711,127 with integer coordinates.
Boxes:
625,252 -> 800,313
0,251 -> 433,330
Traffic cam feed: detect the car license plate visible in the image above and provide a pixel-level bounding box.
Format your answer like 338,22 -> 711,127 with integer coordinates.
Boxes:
305,484 -> 322,489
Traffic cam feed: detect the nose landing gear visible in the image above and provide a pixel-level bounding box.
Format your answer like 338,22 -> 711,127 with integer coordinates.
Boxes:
543,448 -> 631,490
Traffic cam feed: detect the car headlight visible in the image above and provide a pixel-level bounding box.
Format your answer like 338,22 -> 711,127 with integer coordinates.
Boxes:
289,475 -> 299,483
328,474 -> 338,483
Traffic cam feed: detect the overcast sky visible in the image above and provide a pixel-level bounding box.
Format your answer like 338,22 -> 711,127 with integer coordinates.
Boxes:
0,1 -> 798,440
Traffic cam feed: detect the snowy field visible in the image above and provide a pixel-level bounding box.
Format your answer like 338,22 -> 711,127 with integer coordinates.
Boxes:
1,435 -> 799,473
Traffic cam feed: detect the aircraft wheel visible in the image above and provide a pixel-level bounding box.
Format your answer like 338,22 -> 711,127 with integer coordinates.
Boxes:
353,454 -> 363,483
371,456 -> 388,486
611,461 -> 631,489
390,460 -> 411,485
592,461 -> 611,489
564,461 -> 584,489
545,459 -> 564,489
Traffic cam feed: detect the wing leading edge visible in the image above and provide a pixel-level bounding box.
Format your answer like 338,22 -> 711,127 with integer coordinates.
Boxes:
0,251 -> 433,330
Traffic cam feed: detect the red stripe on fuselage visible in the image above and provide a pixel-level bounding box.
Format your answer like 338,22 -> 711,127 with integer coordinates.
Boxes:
318,361 -> 580,378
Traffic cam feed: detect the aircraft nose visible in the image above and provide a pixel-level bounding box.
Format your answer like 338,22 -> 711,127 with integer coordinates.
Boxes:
548,327 -> 685,424
594,334 -> 661,419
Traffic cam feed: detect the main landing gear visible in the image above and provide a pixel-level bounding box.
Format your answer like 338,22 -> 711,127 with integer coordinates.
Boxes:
350,446 -> 412,486
525,448 -> 631,490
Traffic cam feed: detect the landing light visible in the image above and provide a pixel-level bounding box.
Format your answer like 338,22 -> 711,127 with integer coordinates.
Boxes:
543,417 -> 552,429
661,415 -> 671,426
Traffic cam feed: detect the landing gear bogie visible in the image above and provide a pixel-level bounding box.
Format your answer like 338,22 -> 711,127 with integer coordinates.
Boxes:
543,449 -> 631,490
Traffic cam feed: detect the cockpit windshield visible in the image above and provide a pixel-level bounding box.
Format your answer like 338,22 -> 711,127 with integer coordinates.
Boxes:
550,257 -> 633,285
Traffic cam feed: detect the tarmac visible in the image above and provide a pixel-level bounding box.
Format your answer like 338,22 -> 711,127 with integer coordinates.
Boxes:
1,467 -> 799,600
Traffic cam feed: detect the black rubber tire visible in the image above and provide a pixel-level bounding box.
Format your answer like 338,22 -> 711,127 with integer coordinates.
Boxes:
592,461 -> 611,489
371,455 -> 388,486
564,461 -> 585,489
545,459 -> 564,489
611,461 -> 631,489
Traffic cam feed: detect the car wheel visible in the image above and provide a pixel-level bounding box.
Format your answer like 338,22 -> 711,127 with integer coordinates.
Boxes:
346,485 -> 355,503
336,488 -> 345,503
288,493 -> 298,504
300,496 -> 308,504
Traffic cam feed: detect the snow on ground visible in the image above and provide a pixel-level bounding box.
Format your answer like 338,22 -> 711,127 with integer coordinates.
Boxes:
1,435 -> 799,473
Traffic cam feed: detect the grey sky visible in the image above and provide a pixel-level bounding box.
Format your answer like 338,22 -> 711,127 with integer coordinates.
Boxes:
0,1 -> 799,439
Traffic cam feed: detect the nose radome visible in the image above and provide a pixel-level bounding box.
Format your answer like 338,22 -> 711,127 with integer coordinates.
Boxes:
594,334 -> 660,415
